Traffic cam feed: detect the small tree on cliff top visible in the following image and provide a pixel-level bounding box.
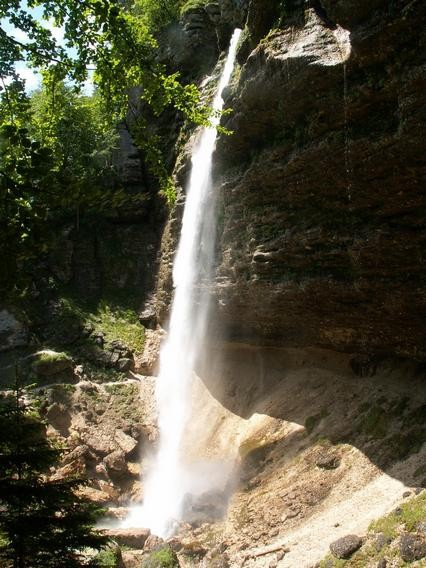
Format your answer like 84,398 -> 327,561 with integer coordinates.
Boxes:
0,378 -> 108,568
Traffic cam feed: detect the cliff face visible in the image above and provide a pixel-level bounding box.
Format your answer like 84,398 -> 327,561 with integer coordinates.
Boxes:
209,0 -> 426,361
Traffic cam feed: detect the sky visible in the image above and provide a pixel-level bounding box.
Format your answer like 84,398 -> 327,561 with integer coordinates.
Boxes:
1,2 -> 93,93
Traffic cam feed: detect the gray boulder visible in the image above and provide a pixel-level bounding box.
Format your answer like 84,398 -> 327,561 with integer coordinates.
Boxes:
399,533 -> 426,562
330,535 -> 362,559
0,309 -> 28,351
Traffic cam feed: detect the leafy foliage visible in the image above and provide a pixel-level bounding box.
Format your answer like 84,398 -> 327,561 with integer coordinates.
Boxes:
1,0 -> 211,126
0,0 -> 215,298
180,0 -> 207,15
30,72 -> 117,203
141,545 -> 180,568
0,77 -> 127,297
133,0 -> 184,33
94,547 -> 122,567
57,295 -> 145,353
0,378 -> 108,567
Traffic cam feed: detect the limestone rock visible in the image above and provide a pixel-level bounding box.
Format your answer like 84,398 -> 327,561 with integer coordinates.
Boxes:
95,480 -> 120,500
78,485 -> 115,505
121,550 -> 145,568
109,340 -> 133,359
115,430 -> 138,455
51,460 -> 85,480
31,350 -> 74,377
63,444 -> 94,466
103,450 -> 128,477
205,1 -> 426,360
45,403 -> 71,436
117,358 -> 134,372
139,305 -> 157,329
85,432 -> 115,457
0,309 -> 28,351
399,533 -> 426,563
143,534 -> 166,553
375,533 -> 391,552
127,462 -> 141,476
105,507 -> 129,521
330,535 -> 363,559
104,528 -> 150,550
135,329 -> 162,376
315,451 -> 341,470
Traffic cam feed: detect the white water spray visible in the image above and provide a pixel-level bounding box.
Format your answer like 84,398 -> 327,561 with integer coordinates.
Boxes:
123,29 -> 242,537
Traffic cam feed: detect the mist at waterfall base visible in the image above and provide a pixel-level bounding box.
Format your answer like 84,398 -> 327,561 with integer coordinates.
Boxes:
122,29 -> 242,538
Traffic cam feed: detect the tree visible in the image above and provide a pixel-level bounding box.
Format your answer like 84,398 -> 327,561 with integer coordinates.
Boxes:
0,79 -> 60,297
0,1 -> 213,298
0,378 -> 108,567
133,0 -> 184,34
0,0 -> 210,130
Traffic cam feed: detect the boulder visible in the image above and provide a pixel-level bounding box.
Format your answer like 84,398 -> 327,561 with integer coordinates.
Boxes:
375,533 -> 391,552
330,535 -> 363,559
0,309 -> 28,351
117,358 -> 134,372
85,432 -> 115,457
104,528 -> 150,550
103,450 -> 128,477
31,350 -> 73,377
95,480 -> 120,500
314,451 -> 341,470
78,486 -> 115,505
63,444 -> 94,465
399,533 -> 426,563
45,402 -> 71,435
104,507 -> 129,521
127,462 -> 141,476
139,305 -> 157,329
109,340 -> 133,359
115,430 -> 138,455
121,550 -> 144,568
51,460 -> 85,480
134,329 -> 162,376
143,534 -> 166,553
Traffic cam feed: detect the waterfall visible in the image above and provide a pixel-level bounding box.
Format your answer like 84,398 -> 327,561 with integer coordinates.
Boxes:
123,28 -> 242,538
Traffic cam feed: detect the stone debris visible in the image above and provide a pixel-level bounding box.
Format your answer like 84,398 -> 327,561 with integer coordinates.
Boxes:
399,533 -> 426,563
115,429 -> 138,455
0,309 -> 28,351
103,528 -> 150,550
330,535 -> 363,559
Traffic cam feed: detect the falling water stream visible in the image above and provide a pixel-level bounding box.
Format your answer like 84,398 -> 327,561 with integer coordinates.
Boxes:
123,28 -> 242,538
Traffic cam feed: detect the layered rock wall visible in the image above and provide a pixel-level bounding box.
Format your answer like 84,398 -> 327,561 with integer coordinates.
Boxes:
209,0 -> 426,360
